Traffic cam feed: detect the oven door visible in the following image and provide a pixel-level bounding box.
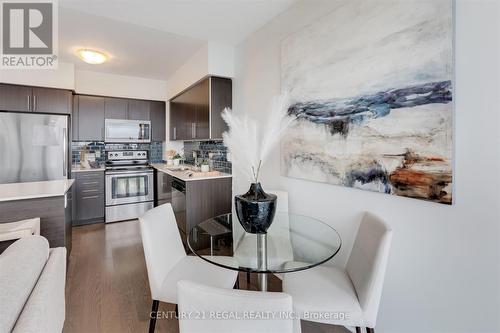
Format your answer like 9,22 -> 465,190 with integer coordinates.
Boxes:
106,170 -> 154,206
105,119 -> 151,143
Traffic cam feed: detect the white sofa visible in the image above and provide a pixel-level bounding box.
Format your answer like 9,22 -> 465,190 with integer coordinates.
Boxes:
0,235 -> 66,333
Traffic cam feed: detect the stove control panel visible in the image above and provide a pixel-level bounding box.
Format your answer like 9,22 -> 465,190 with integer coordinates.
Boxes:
107,150 -> 148,161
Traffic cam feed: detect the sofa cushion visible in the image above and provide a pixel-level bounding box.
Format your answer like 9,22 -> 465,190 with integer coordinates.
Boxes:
12,247 -> 67,333
0,236 -> 49,333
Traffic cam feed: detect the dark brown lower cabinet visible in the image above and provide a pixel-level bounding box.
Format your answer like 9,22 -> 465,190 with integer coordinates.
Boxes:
0,194 -> 72,254
155,170 -> 172,206
173,176 -> 232,247
73,171 -> 105,225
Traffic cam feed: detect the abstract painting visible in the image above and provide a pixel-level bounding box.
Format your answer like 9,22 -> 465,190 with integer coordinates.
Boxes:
280,0 -> 453,204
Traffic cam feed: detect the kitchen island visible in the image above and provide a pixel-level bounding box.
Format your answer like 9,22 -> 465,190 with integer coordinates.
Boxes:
0,179 -> 74,253
151,163 -> 232,247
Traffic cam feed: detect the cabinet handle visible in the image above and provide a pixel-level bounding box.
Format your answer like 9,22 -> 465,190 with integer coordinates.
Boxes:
173,127 -> 177,140
63,128 -> 67,177
82,181 -> 99,185
27,95 -> 31,111
193,123 -> 196,138
82,195 -> 100,199
33,95 -> 37,111
192,123 -> 195,138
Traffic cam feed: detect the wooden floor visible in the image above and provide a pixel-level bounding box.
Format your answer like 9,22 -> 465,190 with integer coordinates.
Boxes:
64,220 -> 350,333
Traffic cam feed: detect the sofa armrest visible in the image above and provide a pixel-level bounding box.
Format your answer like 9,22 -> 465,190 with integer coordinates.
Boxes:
0,236 -> 49,333
12,247 -> 67,333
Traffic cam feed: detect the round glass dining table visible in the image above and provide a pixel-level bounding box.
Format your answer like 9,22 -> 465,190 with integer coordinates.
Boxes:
187,212 -> 342,291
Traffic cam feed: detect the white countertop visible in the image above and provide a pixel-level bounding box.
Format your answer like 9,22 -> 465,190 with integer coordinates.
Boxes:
151,163 -> 232,182
71,165 -> 105,173
0,179 -> 75,202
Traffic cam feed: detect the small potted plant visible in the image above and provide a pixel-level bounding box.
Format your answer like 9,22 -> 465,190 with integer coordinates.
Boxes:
200,159 -> 210,172
172,153 -> 183,166
166,149 -> 177,166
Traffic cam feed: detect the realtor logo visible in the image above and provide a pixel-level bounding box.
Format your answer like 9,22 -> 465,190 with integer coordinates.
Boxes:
1,0 -> 58,68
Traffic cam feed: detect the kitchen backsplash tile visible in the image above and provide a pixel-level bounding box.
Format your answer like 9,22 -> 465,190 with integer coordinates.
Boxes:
72,141 -> 164,165
149,141 -> 164,163
71,141 -> 105,165
183,140 -> 232,174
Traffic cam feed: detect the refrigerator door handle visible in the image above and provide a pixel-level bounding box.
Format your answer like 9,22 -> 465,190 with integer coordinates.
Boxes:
63,127 -> 68,177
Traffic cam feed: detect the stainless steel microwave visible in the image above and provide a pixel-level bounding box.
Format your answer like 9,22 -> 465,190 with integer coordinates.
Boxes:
105,119 -> 151,143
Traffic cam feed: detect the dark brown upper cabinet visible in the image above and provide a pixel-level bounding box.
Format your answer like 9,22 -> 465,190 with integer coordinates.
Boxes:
169,76 -> 231,141
0,84 -> 32,112
74,94 -> 165,141
104,97 -> 128,119
32,87 -> 72,114
128,99 -> 150,120
150,101 -> 166,141
210,77 -> 232,139
74,95 -> 105,141
0,84 -> 72,114
194,79 -> 210,140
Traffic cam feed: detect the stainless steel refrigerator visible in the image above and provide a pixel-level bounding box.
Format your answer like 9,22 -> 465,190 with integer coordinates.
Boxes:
0,111 -> 69,184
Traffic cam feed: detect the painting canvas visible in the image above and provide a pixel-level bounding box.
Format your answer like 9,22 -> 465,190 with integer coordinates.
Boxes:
280,0 -> 453,204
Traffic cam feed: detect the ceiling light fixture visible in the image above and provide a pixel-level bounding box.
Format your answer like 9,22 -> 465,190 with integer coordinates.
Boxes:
76,49 -> 108,64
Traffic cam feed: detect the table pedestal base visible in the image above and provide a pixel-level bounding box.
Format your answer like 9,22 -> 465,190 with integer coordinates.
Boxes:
257,233 -> 268,291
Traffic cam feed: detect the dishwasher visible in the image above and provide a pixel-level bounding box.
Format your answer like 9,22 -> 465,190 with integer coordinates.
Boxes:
171,177 -> 187,237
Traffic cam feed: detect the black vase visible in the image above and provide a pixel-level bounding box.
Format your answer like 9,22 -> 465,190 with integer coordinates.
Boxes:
235,183 -> 277,234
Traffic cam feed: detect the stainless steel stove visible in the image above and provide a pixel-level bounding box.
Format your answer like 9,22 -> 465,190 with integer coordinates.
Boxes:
105,150 -> 154,223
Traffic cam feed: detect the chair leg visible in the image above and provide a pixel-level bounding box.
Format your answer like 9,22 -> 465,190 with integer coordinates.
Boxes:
366,328 -> 375,333
149,300 -> 159,333
234,276 -> 240,289
355,327 -> 361,333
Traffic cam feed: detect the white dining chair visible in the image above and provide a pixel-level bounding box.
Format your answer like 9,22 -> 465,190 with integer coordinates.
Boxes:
139,203 -> 239,333
177,280 -> 301,333
234,190 -> 294,284
282,212 -> 393,333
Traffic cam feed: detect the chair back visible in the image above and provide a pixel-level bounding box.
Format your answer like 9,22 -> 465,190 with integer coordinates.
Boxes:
267,190 -> 289,235
267,190 -> 289,213
177,280 -> 299,333
345,212 -> 393,327
139,203 -> 186,300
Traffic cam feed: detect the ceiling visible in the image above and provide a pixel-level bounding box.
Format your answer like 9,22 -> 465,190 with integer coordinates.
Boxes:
58,0 -> 295,80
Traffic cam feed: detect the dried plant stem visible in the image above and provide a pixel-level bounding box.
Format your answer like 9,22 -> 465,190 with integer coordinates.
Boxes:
252,160 -> 262,183
221,94 -> 295,184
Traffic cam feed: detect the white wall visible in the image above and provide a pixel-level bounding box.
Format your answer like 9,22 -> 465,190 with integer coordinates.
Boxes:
75,70 -> 167,101
233,1 -> 500,332
166,42 -> 235,99
0,63 -> 169,101
208,42 -> 235,80
0,62 -> 75,89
